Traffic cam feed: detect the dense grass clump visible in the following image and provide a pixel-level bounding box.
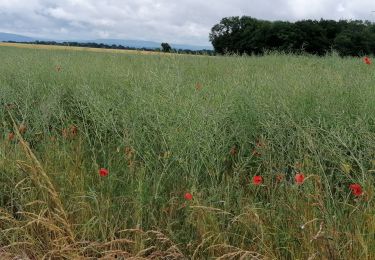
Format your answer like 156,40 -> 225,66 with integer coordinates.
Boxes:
0,46 -> 374,259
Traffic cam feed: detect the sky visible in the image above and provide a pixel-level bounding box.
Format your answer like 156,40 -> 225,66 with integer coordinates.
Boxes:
0,0 -> 375,46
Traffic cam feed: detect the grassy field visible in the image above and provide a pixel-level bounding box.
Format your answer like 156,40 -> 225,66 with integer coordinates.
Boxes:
0,45 -> 374,259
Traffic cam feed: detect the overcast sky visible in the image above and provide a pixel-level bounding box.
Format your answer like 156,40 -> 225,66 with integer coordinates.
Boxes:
0,0 -> 375,46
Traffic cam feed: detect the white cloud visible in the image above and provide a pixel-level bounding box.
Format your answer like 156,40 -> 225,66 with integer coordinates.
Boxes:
287,0 -> 334,19
0,0 -> 374,46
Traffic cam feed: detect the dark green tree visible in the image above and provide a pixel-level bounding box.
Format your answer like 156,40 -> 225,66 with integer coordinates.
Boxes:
161,42 -> 172,52
210,16 -> 375,57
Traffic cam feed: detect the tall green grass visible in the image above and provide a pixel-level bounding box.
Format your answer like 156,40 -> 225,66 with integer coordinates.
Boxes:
0,46 -> 374,259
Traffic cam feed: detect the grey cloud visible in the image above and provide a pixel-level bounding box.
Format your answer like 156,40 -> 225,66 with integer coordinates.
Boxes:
0,0 -> 374,46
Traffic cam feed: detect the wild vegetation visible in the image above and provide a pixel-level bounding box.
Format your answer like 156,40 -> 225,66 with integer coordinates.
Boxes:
0,46 -> 374,259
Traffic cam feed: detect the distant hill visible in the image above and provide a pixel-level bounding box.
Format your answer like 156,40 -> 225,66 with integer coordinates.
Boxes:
84,39 -> 213,51
0,32 -> 36,42
0,32 -> 213,51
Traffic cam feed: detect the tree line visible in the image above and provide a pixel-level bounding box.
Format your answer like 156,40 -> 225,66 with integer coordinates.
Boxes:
210,16 -> 375,56
6,40 -> 214,56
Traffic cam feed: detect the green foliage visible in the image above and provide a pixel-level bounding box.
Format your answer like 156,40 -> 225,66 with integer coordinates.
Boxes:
161,42 -> 172,52
0,46 -> 374,259
210,16 -> 375,56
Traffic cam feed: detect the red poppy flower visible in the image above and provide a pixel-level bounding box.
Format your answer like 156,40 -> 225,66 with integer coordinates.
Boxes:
349,184 -> 363,196
99,168 -> 109,177
253,175 -> 263,185
295,173 -> 305,185
8,132 -> 15,141
184,192 -> 193,201
364,57 -> 372,65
